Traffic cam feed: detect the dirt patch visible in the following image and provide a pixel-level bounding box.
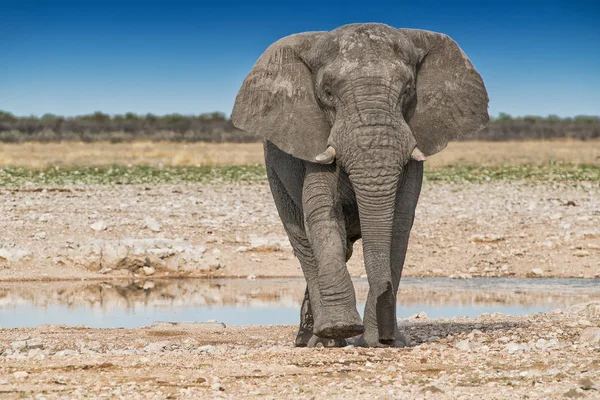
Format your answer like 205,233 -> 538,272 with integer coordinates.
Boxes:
1,302 -> 599,398
0,181 -> 598,281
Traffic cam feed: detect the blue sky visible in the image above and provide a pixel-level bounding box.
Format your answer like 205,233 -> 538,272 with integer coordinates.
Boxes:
1,0 -> 598,118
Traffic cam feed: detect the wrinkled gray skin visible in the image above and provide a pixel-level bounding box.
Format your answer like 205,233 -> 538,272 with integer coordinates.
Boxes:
232,23 -> 489,347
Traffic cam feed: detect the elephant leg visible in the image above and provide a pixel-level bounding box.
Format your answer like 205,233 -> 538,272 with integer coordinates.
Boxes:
265,162 -> 324,347
295,287 -> 314,346
295,287 -> 349,347
357,160 -> 423,347
302,164 -> 363,339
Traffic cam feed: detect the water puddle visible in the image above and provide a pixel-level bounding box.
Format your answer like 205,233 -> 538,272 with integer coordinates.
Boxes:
1,278 -> 599,328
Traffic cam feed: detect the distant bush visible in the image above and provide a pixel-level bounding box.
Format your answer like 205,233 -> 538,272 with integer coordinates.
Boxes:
0,111 -> 598,143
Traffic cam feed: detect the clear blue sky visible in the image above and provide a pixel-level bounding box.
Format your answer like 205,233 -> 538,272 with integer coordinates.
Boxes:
1,0 -> 598,118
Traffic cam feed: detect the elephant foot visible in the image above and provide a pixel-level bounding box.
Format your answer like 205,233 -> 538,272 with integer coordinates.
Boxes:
347,329 -> 411,348
295,326 -> 314,347
313,319 -> 364,339
306,335 -> 347,348
312,306 -> 364,339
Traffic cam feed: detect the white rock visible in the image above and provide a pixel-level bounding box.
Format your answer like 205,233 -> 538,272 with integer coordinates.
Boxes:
470,234 -> 505,243
13,371 -> 28,379
34,231 -> 47,240
198,345 -> 217,354
144,216 -> 161,232
578,327 -> 600,345
142,266 -> 156,276
530,268 -> 544,277
54,349 -> 78,357
143,341 -> 170,353
0,246 -> 32,262
11,340 -> 27,351
90,220 -> 107,231
455,340 -> 470,351
573,250 -> 590,257
76,238 -> 205,272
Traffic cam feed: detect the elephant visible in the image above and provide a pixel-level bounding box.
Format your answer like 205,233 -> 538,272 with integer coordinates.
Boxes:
232,23 -> 489,347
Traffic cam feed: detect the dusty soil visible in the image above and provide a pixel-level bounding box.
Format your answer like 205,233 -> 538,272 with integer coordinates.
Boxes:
1,180 -> 599,281
1,140 -> 599,167
1,302 -> 599,399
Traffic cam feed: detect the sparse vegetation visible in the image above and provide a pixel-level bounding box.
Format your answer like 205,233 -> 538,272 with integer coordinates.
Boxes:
1,163 -> 598,187
1,111 -> 598,143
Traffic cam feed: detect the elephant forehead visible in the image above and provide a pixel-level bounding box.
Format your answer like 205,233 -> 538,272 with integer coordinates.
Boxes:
334,25 -> 395,48
331,25 -> 416,66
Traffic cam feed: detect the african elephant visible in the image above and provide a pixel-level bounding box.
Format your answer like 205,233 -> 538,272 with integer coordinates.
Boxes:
232,23 -> 489,347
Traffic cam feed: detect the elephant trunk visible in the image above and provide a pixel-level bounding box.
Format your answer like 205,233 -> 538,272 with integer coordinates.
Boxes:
338,123 -> 404,344
350,169 -> 398,344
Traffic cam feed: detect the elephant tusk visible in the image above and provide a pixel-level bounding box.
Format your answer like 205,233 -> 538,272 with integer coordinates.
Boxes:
410,147 -> 427,162
315,146 -> 336,164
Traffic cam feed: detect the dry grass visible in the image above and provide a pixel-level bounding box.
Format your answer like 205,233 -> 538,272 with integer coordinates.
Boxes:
1,140 -> 599,168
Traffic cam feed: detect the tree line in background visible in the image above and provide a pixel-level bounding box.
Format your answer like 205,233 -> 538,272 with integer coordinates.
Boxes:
0,110 -> 598,143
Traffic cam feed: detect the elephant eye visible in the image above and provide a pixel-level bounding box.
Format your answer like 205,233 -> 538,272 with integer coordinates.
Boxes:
402,84 -> 413,101
323,86 -> 335,102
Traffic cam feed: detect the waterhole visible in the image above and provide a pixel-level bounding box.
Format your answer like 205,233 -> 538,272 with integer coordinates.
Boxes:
1,278 -> 599,328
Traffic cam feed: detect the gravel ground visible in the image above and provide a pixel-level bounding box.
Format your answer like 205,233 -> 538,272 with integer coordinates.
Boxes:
1,180 -> 600,399
1,181 -> 599,281
1,302 -> 599,399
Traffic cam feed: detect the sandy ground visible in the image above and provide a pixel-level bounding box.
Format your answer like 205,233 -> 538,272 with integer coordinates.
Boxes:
1,140 -> 599,167
1,302 -> 599,399
1,181 -> 599,281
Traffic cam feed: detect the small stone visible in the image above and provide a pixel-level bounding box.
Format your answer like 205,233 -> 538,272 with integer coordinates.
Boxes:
142,266 -> 156,276
198,345 -> 217,354
573,250 -> 590,257
144,216 -> 161,232
13,371 -> 29,379
549,212 -> 562,220
578,319 -> 592,327
143,341 -> 170,353
247,274 -> 257,280
530,268 -> 544,277
90,221 -> 107,231
421,386 -> 444,394
578,327 -> 600,345
579,378 -> 598,391
11,340 -> 27,351
54,349 -> 78,357
34,231 -> 47,240
26,338 -> 44,349
564,388 -> 585,398
470,234 -> 505,243
455,339 -> 470,351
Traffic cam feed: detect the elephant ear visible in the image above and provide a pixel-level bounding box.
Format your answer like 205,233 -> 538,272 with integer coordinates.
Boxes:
232,32 -> 331,162
399,29 -> 489,156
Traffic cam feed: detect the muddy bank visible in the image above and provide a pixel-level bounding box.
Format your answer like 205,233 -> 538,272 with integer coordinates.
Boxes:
1,182 -> 599,281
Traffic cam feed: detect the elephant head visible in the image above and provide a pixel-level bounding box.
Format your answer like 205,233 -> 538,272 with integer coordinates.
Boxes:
232,23 -> 488,343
